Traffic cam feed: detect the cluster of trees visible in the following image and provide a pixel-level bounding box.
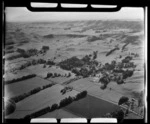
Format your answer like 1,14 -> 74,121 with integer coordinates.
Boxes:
122,56 -> 132,63
118,96 -> 129,105
58,56 -> 84,70
19,59 -> 54,70
7,46 -> 50,61
75,91 -> 87,100
102,109 -> 125,123
59,96 -> 74,107
46,72 -> 71,79
11,87 -> 42,103
16,48 -> 39,58
4,74 -> 36,85
24,106 -> 52,119
106,47 -> 119,56
6,54 -> 23,61
99,76 -> 110,89
42,83 -> 55,90
103,62 -> 115,70
122,69 -> 134,79
62,77 -> 81,85
23,90 -> 87,119
41,46 -> 49,53
11,83 -> 55,103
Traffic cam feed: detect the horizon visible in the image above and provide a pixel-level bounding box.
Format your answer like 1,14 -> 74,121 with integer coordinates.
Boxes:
5,7 -> 144,22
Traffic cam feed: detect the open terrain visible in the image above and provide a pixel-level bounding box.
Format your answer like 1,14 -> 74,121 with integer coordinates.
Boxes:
4,20 -> 145,120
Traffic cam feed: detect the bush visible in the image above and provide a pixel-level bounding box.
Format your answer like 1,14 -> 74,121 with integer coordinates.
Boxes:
118,96 -> 129,105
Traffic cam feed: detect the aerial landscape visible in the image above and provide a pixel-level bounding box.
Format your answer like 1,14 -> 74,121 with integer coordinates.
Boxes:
3,8 -> 145,122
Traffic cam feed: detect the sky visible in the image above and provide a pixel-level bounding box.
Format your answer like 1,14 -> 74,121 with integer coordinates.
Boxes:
5,4 -> 144,22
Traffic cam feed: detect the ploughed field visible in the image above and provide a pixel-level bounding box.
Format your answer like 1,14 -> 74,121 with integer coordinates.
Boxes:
4,20 -> 144,119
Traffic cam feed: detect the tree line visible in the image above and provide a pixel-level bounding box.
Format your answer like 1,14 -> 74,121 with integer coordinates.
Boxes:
23,90 -> 87,119
10,83 -> 55,103
4,74 -> 36,85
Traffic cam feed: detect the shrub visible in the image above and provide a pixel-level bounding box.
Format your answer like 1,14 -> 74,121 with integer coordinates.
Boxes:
118,96 -> 129,105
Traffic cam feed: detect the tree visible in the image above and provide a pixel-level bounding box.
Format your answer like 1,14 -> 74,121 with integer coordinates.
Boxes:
100,84 -> 107,90
112,109 -> 124,122
68,72 -> 71,77
118,96 -> 129,105
42,46 -> 49,52
50,104 -> 58,111
93,51 -> 98,60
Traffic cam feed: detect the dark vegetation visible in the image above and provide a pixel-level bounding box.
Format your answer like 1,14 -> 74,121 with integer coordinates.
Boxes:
10,83 -> 55,103
6,46 -> 14,50
106,47 -> 119,56
43,34 -> 87,39
4,99 -> 16,115
87,36 -> 101,42
123,35 -> 140,45
23,90 -> 87,119
46,72 -> 71,79
7,46 -> 50,61
102,108 -> 125,123
16,59 -> 54,71
5,50 -> 14,54
118,96 -> 129,105
58,51 -> 98,78
58,56 -> 84,70
5,41 -> 15,46
4,74 -> 36,85
122,42 -> 129,51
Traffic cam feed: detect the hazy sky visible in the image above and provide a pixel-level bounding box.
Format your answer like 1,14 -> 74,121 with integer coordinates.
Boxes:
5,6 -> 144,22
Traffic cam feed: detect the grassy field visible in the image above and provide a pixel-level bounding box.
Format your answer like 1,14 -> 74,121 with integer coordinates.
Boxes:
39,109 -> 78,118
5,76 -> 53,98
64,94 -> 120,118
6,84 -> 79,119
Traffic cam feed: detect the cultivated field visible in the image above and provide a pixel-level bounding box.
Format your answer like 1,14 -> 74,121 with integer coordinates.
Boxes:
4,19 -> 145,120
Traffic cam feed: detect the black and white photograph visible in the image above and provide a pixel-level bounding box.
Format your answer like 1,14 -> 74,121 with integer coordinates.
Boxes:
3,3 -> 147,122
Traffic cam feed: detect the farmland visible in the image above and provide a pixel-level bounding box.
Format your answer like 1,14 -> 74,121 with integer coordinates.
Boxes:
4,18 -> 145,120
